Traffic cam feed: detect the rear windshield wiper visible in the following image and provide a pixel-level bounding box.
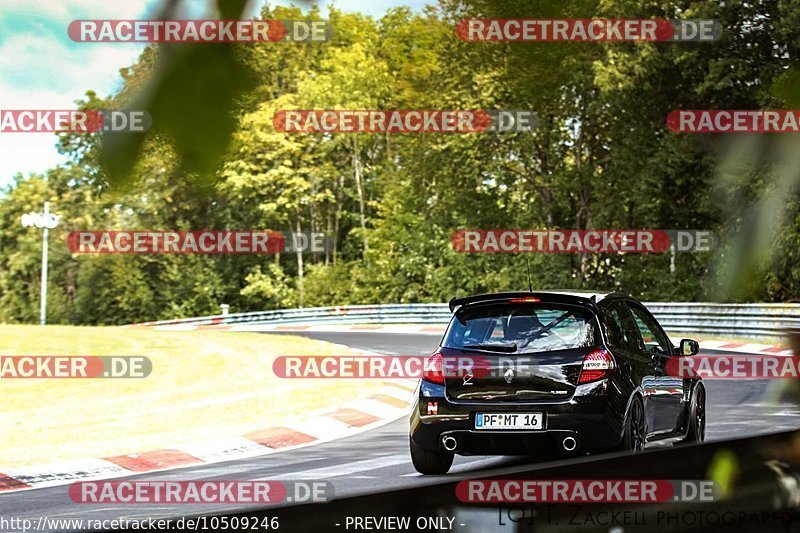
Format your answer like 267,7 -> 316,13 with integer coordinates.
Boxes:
461,343 -> 518,353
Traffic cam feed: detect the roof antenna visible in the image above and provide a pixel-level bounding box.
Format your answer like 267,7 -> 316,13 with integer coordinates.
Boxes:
525,255 -> 533,293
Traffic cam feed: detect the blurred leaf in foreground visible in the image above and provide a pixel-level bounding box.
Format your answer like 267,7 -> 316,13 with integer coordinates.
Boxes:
99,0 -> 256,191
707,448 -> 740,500
712,66 -> 800,300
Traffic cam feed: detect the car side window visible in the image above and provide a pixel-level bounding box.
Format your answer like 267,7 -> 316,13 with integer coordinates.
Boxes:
628,304 -> 671,355
601,302 -> 641,351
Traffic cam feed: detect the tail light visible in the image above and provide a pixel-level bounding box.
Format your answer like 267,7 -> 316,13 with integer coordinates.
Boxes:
423,352 -> 445,384
578,349 -> 615,384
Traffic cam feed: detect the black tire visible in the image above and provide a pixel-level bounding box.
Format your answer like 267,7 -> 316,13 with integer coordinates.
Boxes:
617,395 -> 646,452
410,437 -> 454,475
677,385 -> 706,445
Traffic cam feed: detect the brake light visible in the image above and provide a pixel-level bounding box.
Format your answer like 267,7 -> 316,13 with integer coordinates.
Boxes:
508,297 -> 540,303
578,349 -> 615,384
423,352 -> 445,385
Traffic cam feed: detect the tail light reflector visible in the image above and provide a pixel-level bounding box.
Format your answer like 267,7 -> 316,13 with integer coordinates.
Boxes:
423,352 -> 445,384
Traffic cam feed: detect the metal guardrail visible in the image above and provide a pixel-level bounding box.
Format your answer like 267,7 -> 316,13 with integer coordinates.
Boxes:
647,302 -> 800,340
133,303 -> 452,328
133,301 -> 800,341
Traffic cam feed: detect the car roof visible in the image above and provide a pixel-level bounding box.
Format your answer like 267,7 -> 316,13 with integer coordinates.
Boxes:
448,290 -> 628,312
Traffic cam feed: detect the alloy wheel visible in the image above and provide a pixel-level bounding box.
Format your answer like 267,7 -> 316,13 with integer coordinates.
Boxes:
695,389 -> 706,442
631,400 -> 646,452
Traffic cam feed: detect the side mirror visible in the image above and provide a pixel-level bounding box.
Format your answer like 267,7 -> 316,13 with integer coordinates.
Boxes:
679,339 -> 700,356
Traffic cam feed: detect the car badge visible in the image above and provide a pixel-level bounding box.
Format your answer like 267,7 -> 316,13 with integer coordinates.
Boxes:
504,368 -> 515,384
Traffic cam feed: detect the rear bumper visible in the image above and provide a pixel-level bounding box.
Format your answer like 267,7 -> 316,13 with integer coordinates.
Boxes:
410,379 -> 623,455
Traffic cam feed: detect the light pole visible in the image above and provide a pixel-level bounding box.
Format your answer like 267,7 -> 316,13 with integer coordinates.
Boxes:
20,202 -> 61,325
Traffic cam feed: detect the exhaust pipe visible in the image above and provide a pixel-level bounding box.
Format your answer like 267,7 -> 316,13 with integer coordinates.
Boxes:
562,437 -> 577,451
442,435 -> 458,451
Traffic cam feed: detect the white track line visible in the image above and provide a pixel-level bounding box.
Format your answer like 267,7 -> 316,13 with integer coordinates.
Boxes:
269,455 -> 410,480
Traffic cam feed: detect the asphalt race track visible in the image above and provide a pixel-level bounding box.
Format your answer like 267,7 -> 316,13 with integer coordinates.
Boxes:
2,331 -> 799,528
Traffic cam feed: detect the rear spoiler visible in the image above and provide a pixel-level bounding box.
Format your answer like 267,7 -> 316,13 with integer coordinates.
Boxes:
448,292 -> 598,313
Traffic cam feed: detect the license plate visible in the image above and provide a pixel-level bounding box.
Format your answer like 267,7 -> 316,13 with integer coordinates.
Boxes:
475,412 -> 543,430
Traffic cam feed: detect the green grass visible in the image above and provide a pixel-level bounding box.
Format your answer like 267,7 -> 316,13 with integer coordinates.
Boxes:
0,325 -> 384,468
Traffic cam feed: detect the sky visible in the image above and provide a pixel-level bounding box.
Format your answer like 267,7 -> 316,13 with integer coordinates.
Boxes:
0,0 -> 428,189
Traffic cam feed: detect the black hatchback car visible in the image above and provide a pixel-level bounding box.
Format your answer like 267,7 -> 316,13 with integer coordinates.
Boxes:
409,291 -> 705,474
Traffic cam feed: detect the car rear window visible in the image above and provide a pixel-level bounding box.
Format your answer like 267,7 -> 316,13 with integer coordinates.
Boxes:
443,303 -> 596,354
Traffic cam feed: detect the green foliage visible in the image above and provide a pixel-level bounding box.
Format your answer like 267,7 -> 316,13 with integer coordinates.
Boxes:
241,263 -> 298,309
